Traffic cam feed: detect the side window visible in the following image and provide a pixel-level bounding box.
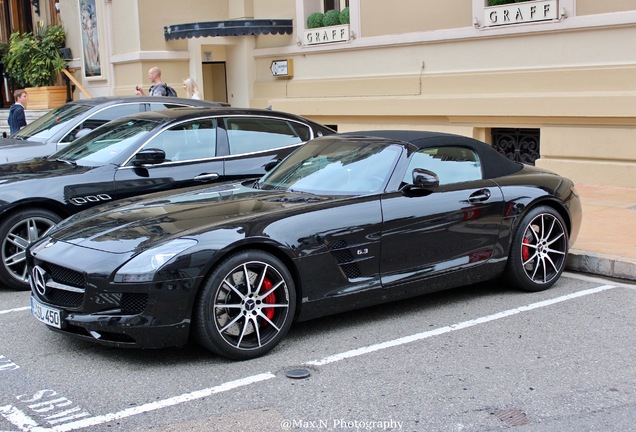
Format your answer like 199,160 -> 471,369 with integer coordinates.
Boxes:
404,147 -> 482,185
142,118 -> 217,162
62,104 -> 144,143
224,117 -> 311,155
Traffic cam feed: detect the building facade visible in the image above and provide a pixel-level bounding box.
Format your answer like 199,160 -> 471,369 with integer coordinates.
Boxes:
13,0 -> 636,187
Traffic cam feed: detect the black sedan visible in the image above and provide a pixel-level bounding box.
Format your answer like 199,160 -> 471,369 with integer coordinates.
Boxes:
26,130 -> 582,360
0,96 -> 226,163
1,107 -> 334,290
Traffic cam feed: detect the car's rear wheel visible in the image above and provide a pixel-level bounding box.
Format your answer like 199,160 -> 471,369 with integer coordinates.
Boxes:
505,205 -> 569,292
0,208 -> 62,291
193,250 -> 296,360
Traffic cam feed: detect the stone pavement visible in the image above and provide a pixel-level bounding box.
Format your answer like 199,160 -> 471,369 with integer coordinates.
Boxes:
566,183 -> 636,282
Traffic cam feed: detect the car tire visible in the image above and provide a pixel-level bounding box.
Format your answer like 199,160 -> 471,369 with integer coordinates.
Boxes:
0,208 -> 62,291
193,250 -> 296,360
505,205 -> 569,292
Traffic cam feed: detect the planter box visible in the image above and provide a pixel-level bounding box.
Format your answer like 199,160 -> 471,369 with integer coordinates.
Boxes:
304,24 -> 350,46
484,0 -> 558,27
25,86 -> 67,110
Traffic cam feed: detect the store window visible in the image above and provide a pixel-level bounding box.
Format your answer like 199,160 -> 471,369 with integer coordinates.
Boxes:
475,0 -> 565,28
300,0 -> 354,46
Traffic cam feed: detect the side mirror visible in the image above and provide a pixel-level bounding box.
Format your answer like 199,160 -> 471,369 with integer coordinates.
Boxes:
264,159 -> 281,172
412,168 -> 439,189
132,148 -> 166,166
74,128 -> 92,140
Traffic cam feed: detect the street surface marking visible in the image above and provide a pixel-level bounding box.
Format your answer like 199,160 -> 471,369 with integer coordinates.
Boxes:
0,307 -> 29,316
305,284 -> 617,366
0,284 -> 618,431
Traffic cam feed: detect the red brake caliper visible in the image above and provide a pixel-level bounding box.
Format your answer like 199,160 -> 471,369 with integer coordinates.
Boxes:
261,277 -> 276,322
522,232 -> 532,261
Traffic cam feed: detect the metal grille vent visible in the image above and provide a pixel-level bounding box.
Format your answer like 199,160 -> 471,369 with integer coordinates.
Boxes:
327,240 -> 361,279
492,128 -> 540,165
121,293 -> 149,314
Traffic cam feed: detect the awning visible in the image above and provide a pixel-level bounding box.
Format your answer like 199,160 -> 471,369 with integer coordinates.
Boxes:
164,19 -> 293,40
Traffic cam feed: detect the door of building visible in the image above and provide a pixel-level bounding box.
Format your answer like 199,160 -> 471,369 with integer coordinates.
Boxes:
202,62 -> 227,104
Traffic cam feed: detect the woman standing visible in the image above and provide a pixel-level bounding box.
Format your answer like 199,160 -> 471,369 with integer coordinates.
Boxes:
183,78 -> 201,99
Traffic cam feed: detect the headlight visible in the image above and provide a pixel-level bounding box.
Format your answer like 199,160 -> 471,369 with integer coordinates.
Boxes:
114,239 -> 198,283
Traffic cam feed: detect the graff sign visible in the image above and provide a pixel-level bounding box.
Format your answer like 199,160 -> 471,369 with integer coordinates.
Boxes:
485,0 -> 558,27
304,24 -> 350,46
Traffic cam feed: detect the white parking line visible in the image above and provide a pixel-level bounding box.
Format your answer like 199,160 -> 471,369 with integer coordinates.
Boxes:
0,284 -> 618,431
305,284 -> 617,366
0,307 -> 29,316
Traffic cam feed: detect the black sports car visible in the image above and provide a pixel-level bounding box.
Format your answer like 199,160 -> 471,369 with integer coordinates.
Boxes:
0,96 -> 226,164
26,130 -> 581,360
0,107 -> 334,290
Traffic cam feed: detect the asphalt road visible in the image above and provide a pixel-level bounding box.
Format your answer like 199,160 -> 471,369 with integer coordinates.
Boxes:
1,272 -> 635,432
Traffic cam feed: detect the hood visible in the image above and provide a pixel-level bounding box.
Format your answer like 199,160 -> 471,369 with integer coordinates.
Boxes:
0,139 -> 56,164
0,158 -> 89,183
48,182 -> 334,254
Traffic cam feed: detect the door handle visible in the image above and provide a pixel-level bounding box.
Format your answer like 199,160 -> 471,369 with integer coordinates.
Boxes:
194,173 -> 220,182
468,189 -> 491,203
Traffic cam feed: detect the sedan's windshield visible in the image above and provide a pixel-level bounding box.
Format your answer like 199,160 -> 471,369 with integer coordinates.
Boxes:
11,104 -> 92,142
49,118 -> 160,166
258,138 -> 402,195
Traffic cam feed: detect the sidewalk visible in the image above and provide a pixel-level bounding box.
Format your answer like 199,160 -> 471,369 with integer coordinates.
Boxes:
566,183 -> 636,282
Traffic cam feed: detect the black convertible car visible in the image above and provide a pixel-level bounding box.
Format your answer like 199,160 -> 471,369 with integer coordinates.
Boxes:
27,130 -> 581,360
0,107 -> 334,290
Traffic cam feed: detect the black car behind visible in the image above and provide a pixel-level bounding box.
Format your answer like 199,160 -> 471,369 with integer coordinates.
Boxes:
0,96 -> 227,163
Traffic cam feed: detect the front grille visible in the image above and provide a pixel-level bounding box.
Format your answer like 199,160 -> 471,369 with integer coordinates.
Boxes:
46,289 -> 83,308
46,262 -> 86,288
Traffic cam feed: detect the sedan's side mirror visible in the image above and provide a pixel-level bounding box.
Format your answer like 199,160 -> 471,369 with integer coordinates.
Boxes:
264,159 -> 281,172
412,168 -> 439,189
132,148 -> 166,166
74,128 -> 92,140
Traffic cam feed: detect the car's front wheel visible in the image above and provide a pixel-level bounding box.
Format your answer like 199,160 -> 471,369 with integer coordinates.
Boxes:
193,250 -> 296,360
0,208 -> 62,291
505,205 -> 569,292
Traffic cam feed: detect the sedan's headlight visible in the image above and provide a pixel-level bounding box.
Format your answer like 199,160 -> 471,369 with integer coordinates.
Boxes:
114,239 -> 198,283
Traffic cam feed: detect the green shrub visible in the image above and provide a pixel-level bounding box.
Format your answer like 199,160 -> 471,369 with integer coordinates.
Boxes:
2,24 -> 66,87
323,9 -> 341,27
339,7 -> 350,25
307,12 -> 324,29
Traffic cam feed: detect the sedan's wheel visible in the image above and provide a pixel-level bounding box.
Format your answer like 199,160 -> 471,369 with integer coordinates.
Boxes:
0,208 -> 62,291
194,250 -> 296,360
505,206 -> 569,292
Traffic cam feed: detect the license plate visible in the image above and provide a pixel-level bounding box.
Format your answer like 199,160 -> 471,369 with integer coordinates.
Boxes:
30,296 -> 63,329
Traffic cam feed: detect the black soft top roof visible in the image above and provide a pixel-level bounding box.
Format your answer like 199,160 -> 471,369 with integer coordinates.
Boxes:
342,130 -> 523,179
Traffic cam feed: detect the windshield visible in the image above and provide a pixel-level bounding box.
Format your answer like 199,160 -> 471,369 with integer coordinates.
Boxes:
49,118 -> 160,166
258,138 -> 402,195
12,103 -> 92,142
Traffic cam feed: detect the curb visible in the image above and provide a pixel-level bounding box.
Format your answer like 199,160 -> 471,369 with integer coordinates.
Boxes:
567,249 -> 636,282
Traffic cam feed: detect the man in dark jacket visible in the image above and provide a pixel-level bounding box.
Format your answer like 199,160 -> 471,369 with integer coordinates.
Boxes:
8,89 -> 28,135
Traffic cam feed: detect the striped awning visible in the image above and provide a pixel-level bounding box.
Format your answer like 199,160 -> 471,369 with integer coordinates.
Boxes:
164,19 -> 293,40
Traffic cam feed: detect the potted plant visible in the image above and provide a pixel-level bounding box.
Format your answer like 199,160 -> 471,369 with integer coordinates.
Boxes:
1,24 -> 68,109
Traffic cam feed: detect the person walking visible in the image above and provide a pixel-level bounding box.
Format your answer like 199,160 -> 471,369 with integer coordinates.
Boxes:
135,67 -> 176,96
8,89 -> 28,135
182,77 -> 201,99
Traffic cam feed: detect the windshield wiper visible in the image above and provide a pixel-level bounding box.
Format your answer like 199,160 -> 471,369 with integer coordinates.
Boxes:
55,158 -> 77,166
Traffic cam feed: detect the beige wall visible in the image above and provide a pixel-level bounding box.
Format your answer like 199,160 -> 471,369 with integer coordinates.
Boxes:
56,0 -> 636,187
577,0 -> 636,16
361,0 -> 472,36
